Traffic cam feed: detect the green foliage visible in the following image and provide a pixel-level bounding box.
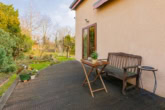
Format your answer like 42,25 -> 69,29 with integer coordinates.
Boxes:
42,54 -> 53,61
0,2 -> 33,61
30,69 -> 38,75
0,48 -> 16,73
91,52 -> 98,60
12,34 -> 33,59
17,34 -> 33,52
0,2 -> 20,34
56,56 -> 75,62
0,29 -> 17,73
22,35 -> 33,52
64,35 -> 71,46
29,62 -> 51,70
0,29 -> 16,55
0,74 -> 17,96
64,35 -> 75,55
29,56 -> 75,70
19,74 -> 30,81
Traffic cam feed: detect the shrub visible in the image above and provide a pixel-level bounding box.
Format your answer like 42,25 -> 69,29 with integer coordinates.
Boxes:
0,47 -> 16,73
0,29 -> 16,56
42,54 -> 54,61
30,69 -> 38,76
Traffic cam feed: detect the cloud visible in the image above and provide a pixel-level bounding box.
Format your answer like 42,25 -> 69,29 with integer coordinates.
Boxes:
49,2 -> 75,29
0,0 -> 75,34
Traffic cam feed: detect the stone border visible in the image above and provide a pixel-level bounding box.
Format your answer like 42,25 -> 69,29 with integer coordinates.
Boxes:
0,78 -> 19,110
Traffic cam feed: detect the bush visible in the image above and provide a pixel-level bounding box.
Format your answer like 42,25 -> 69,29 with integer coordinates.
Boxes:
42,54 -> 53,61
0,29 -> 16,56
16,52 -> 25,60
0,48 -> 16,73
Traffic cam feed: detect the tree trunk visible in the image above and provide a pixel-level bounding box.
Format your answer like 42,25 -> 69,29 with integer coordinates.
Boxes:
66,46 -> 70,58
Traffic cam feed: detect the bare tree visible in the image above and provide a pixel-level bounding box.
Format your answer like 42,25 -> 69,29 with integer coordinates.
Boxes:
20,1 -> 42,39
40,16 -> 52,44
54,27 -> 72,55
52,26 -> 74,57
39,15 -> 52,57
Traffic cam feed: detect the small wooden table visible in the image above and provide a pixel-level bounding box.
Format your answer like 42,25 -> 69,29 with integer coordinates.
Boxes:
81,59 -> 109,98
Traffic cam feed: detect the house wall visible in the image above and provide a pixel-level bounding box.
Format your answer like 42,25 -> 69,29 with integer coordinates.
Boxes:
75,0 -> 165,97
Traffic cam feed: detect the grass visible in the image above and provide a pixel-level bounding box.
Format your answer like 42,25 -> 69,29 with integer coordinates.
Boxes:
29,62 -> 51,70
0,74 -> 17,96
29,56 -> 75,70
56,56 -> 75,62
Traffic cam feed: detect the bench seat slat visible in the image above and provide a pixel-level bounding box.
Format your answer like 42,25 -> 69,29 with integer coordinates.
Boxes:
105,65 -> 137,78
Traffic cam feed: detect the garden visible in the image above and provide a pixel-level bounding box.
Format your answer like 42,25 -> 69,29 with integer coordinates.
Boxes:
0,52 -> 75,97
0,2 -> 75,97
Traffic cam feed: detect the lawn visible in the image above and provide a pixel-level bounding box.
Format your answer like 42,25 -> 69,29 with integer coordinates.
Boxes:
0,74 -> 17,96
29,56 -> 75,70
56,56 -> 75,62
29,62 -> 51,70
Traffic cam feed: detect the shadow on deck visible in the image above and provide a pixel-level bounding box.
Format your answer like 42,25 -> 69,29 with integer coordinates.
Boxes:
3,61 -> 165,110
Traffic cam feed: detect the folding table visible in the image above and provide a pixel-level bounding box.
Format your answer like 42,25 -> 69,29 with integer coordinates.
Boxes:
81,59 -> 108,98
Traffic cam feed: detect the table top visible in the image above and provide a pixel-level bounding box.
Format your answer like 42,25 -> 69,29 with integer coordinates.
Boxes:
138,66 -> 158,71
81,59 -> 109,67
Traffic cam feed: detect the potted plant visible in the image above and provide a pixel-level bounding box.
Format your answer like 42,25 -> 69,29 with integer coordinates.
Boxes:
30,72 -> 36,80
30,69 -> 38,79
91,52 -> 98,64
19,74 -> 31,82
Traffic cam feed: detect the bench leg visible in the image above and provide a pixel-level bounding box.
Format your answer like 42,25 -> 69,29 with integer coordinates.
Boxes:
106,72 -> 108,76
136,68 -> 141,89
136,75 -> 140,89
122,79 -> 127,95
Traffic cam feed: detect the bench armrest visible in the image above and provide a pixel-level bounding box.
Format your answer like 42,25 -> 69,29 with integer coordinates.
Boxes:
123,65 -> 140,78
123,65 -> 139,70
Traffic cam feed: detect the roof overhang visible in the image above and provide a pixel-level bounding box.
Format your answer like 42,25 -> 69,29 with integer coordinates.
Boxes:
70,0 -> 109,10
93,0 -> 109,9
70,0 -> 83,10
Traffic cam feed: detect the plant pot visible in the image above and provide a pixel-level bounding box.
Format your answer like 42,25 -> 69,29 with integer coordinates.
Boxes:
23,80 -> 28,83
19,74 -> 30,82
31,75 -> 35,80
92,59 -> 97,64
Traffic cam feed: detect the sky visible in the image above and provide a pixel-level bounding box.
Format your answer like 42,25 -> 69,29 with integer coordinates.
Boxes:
0,0 -> 75,30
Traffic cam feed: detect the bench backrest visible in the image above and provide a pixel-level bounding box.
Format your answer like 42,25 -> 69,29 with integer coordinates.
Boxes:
107,52 -> 142,72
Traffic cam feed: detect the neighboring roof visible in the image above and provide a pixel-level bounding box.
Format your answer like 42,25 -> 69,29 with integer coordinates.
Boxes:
70,0 -> 109,10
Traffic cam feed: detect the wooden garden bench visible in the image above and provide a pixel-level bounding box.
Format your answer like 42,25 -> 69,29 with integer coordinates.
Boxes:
103,52 -> 142,95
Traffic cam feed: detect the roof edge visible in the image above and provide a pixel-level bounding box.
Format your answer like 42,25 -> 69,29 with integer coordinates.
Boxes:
93,0 -> 109,9
70,0 -> 83,10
